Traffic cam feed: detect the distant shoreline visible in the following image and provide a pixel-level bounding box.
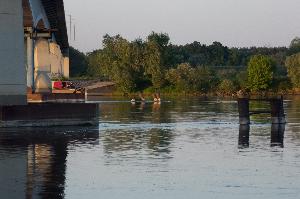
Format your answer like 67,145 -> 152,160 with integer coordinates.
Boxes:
97,90 -> 300,99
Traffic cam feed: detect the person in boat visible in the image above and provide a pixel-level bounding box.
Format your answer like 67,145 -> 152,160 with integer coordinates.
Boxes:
153,93 -> 158,102
153,93 -> 161,103
131,98 -> 136,103
138,92 -> 146,103
156,92 -> 161,103
131,92 -> 145,104
130,94 -> 137,104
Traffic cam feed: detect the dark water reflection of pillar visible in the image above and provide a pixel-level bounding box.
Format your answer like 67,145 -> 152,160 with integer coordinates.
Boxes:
238,124 -> 285,148
26,141 -> 68,199
271,124 -> 285,147
238,125 -> 250,148
0,126 -> 99,199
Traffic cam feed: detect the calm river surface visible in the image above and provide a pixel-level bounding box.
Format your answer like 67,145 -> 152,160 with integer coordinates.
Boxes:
1,97 -> 300,199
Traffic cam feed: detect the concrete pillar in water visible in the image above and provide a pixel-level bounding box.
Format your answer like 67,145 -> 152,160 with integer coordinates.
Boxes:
85,89 -> 88,101
26,28 -> 34,91
0,0 -> 27,105
238,125 -> 250,148
34,38 -> 52,93
270,97 -> 286,124
271,124 -> 285,147
238,98 -> 250,125
63,57 -> 70,79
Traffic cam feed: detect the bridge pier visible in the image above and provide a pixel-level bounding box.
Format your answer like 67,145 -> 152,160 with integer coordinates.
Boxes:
0,0 -> 27,105
0,103 -> 99,127
238,124 -> 250,148
270,97 -> 286,124
271,124 -> 285,147
238,97 -> 285,124
237,98 -> 250,125
238,123 -> 285,148
25,27 -> 35,91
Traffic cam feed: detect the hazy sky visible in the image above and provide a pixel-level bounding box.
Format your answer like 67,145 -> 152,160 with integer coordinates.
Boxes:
64,0 -> 300,52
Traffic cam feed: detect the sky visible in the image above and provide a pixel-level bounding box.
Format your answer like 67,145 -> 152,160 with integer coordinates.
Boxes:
63,0 -> 300,53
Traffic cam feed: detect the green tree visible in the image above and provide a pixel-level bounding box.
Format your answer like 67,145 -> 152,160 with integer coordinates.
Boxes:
193,66 -> 217,93
87,34 -> 139,92
144,33 -> 168,89
166,63 -> 193,92
227,48 -> 241,66
85,32 -> 290,94
208,41 -> 229,66
87,49 -> 105,79
288,37 -> 300,55
285,53 -> 300,88
166,64 -> 216,93
69,47 -> 88,77
236,70 -> 248,89
247,55 -> 275,92
147,32 -> 171,67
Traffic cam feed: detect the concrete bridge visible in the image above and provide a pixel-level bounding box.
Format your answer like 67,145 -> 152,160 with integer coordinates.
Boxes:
0,0 -> 69,105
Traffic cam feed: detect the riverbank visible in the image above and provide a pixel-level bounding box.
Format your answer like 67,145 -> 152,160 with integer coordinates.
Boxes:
104,89 -> 300,99
66,79 -> 300,98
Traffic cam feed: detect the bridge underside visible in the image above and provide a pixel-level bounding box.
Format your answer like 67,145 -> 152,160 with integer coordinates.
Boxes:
0,0 -> 69,105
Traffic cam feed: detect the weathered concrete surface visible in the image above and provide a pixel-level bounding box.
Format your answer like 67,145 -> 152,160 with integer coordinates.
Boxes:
33,39 -> 70,93
0,0 -> 27,105
63,56 -> 69,78
34,38 -> 52,93
27,92 -> 85,102
25,30 -> 34,89
0,103 -> 99,127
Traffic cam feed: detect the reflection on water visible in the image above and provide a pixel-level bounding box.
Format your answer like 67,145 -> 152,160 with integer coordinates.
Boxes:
238,125 -> 250,148
1,97 -> 300,199
239,124 -> 286,148
0,126 -> 99,199
103,128 -> 173,154
271,124 -> 285,147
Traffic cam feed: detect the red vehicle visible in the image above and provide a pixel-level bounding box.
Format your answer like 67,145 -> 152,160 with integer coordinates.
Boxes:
52,81 -> 84,93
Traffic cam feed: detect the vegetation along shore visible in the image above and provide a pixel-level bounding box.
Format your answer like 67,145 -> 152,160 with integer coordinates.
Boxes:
68,32 -> 300,97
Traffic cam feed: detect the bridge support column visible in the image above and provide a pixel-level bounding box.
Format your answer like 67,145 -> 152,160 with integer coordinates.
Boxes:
238,124 -> 250,148
26,28 -> 34,92
270,97 -> 286,124
0,0 -> 27,105
238,98 -> 250,125
271,124 -> 285,147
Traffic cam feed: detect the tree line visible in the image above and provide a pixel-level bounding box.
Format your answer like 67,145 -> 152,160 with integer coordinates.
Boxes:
69,32 -> 300,95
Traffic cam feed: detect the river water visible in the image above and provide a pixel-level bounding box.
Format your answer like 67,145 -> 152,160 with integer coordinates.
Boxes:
0,97 -> 300,199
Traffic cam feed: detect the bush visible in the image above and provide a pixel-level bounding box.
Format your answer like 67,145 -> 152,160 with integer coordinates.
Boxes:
217,79 -> 236,95
247,55 -> 275,92
285,53 -> 300,88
